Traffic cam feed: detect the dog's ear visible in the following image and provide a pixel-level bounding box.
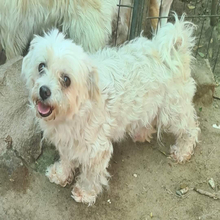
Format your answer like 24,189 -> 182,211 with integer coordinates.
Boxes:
21,35 -> 42,88
21,45 -> 34,88
21,34 -> 42,82
87,66 -> 101,103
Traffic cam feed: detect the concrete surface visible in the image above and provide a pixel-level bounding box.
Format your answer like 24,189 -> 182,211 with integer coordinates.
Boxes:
0,57 -> 42,172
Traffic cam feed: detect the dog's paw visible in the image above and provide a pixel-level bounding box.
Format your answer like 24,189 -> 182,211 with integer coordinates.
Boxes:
170,145 -> 193,163
45,162 -> 73,187
71,184 -> 97,205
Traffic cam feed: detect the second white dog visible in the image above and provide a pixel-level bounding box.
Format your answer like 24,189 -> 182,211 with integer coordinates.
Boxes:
22,14 -> 200,205
0,0 -> 118,60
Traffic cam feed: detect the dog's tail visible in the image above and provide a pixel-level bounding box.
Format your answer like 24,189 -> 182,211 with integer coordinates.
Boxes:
154,13 -> 196,79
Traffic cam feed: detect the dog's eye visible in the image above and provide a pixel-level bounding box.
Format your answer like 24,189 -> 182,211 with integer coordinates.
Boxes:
63,75 -> 71,87
38,63 -> 46,73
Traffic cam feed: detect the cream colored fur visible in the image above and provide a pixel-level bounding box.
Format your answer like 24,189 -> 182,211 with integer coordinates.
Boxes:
22,14 -> 200,205
0,0 -> 118,59
0,0 -> 174,61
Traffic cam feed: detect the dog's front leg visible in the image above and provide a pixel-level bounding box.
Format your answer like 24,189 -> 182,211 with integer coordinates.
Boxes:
71,141 -> 113,205
46,156 -> 79,187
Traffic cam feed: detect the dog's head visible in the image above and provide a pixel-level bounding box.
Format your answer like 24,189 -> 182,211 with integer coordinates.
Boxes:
22,29 -> 100,121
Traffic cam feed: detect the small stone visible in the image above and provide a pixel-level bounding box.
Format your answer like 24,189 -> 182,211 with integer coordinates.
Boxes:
176,187 -> 189,196
180,187 -> 189,195
176,190 -> 182,196
107,199 -> 111,204
4,135 -> 13,149
215,104 -> 219,108
133,174 -> 138,178
208,178 -> 215,189
213,124 -> 220,129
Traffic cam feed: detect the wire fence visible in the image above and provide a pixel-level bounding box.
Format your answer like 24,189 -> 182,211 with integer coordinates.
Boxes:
114,0 -> 220,76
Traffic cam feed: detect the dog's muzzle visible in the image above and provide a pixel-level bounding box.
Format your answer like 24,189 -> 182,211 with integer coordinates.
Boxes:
37,86 -> 53,117
37,101 -> 53,117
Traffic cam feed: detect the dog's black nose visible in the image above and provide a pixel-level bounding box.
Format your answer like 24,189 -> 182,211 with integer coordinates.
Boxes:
39,86 -> 51,100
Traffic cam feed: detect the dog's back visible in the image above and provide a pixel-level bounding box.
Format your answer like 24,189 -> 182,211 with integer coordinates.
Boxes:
94,13 -> 196,91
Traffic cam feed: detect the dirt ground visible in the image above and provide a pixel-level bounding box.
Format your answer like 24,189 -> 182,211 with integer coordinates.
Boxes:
0,87 -> 220,220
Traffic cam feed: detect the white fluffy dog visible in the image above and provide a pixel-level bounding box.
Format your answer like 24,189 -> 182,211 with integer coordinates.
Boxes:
0,0 -> 118,60
22,14 -> 200,205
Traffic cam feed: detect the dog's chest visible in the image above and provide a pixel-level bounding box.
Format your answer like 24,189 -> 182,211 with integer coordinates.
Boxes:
44,120 -> 88,159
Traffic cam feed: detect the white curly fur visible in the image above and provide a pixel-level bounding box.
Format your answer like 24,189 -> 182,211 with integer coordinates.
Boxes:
22,13 -> 200,205
0,0 -> 118,60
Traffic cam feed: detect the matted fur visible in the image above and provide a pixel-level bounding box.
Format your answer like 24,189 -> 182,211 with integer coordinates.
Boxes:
22,14 -> 200,205
0,0 -> 118,59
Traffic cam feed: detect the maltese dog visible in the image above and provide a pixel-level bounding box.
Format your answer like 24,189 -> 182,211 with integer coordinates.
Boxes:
22,13 -> 200,205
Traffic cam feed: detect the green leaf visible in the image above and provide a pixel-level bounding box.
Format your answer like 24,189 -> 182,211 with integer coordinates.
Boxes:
198,52 -> 205,58
188,4 -> 195,10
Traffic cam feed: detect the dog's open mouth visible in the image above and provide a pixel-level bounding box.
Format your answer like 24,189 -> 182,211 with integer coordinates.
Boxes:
37,101 -> 53,117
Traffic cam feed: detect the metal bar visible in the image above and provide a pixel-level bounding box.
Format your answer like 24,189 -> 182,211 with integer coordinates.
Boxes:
129,0 -> 139,40
170,0 -> 175,11
190,0 -> 199,23
126,1 -> 134,41
213,44 -> 220,73
115,0 -> 122,46
145,14 -> 220,19
137,0 -> 145,34
183,1 -> 186,11
129,0 -> 145,40
117,4 -> 134,8
210,0 -> 218,26
194,0 -> 198,15
205,26 -> 214,59
194,0 -> 211,57
210,0 -> 219,73
217,0 -> 220,13
195,21 -> 205,58
156,0 -> 163,34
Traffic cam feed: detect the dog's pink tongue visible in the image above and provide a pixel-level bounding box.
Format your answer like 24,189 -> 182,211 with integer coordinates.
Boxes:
37,102 -> 50,115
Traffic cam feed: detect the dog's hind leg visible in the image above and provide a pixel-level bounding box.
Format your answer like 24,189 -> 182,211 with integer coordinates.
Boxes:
162,98 -> 200,163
